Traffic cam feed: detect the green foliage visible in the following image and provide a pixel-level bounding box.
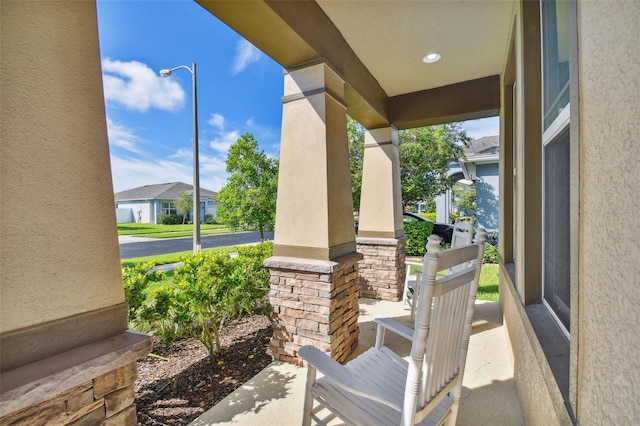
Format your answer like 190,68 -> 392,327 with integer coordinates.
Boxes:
175,190 -> 193,224
398,123 -> 469,206
216,133 -> 278,241
121,261 -> 165,320
404,221 -> 435,256
346,119 -> 469,210
483,243 -> 498,264
348,116 -> 365,212
423,199 -> 437,213
123,242 -> 273,357
204,214 -> 216,224
457,189 -> 476,212
419,212 -> 437,221
158,214 -> 182,225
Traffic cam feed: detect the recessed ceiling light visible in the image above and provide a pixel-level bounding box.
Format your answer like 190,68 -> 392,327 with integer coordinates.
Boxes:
422,52 -> 441,64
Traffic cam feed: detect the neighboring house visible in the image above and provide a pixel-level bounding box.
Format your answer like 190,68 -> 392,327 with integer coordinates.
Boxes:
436,136 -> 500,231
114,182 -> 218,224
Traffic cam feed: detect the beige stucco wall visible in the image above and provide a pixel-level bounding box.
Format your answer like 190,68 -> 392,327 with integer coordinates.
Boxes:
576,1 -> 640,422
274,63 -> 356,259
0,1 -> 125,332
357,127 -> 404,238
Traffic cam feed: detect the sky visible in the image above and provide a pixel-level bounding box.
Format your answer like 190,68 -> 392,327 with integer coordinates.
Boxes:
96,0 -> 499,193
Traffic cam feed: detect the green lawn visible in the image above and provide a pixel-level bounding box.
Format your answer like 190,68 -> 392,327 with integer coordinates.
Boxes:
120,246 -> 236,268
477,264 -> 499,301
117,223 -> 233,238
407,262 -> 499,301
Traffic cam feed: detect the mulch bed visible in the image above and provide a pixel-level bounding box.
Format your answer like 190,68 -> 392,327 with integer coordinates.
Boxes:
134,315 -> 273,425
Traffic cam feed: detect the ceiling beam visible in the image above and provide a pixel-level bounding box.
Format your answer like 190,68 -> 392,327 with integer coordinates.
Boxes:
388,75 -> 501,130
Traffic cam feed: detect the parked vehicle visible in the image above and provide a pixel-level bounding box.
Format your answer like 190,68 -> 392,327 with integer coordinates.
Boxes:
402,212 -> 453,244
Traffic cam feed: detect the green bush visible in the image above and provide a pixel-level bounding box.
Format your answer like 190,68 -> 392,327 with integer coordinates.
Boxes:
158,214 -> 182,225
127,241 -> 273,356
170,242 -> 272,356
121,261 -> 164,321
483,243 -> 498,264
419,212 -> 437,221
204,214 -> 216,224
134,284 -> 190,343
405,221 -> 434,256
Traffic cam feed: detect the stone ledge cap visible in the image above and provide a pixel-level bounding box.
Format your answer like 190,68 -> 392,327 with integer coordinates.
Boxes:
356,236 -> 408,246
265,251 -> 363,273
0,330 -> 152,417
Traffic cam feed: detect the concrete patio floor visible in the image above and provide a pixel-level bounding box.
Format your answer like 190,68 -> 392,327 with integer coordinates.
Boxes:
190,298 -> 523,425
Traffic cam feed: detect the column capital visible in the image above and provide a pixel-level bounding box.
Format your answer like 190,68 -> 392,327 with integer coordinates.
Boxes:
282,62 -> 345,107
364,126 -> 399,148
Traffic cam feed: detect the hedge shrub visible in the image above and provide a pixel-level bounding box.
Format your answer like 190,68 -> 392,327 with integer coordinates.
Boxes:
404,221 -> 434,256
158,214 -> 182,225
483,243 -> 498,264
123,242 -> 273,356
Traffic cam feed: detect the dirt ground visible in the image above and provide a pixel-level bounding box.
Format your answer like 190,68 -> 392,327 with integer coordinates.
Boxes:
134,315 -> 273,425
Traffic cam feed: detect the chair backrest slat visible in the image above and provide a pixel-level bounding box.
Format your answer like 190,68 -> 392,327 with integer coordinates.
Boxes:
450,218 -> 475,248
402,230 -> 486,426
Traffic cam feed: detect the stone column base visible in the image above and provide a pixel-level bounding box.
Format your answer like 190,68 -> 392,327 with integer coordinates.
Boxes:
0,331 -> 152,425
265,252 -> 363,365
357,237 -> 407,301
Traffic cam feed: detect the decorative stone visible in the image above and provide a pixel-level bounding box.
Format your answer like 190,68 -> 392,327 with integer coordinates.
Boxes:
265,252 -> 362,365
357,237 -> 407,300
93,363 -> 137,399
104,386 -> 135,417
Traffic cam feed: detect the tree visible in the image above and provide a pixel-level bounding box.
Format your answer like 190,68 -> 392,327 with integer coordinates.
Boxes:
398,123 -> 469,206
348,116 -> 365,212
348,120 -> 469,208
175,190 -> 193,224
216,133 -> 278,240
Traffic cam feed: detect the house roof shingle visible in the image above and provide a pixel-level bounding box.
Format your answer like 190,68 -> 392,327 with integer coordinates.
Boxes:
114,182 -> 217,201
465,135 -> 499,157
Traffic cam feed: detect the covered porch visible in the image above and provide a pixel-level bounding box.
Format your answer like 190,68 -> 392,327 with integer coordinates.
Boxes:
192,298 -> 523,425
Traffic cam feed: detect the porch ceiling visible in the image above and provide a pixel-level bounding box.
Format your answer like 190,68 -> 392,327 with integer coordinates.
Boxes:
197,0 -> 513,129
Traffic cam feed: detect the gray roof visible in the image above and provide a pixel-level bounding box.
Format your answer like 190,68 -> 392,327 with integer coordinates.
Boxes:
465,135 -> 499,157
115,182 -> 217,201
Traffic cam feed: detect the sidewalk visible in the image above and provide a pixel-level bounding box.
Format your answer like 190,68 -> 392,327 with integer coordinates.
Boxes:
191,299 -> 523,425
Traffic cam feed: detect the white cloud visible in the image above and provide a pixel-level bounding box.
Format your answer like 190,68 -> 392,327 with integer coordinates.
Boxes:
210,130 -> 240,154
102,59 -> 185,112
106,117 -> 144,155
230,39 -> 262,75
460,117 -> 500,140
110,154 -> 227,193
207,113 -> 225,130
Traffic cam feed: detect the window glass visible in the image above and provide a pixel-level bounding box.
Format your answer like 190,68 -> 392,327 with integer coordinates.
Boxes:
543,128 -> 571,331
161,201 -> 176,216
541,0 -> 570,130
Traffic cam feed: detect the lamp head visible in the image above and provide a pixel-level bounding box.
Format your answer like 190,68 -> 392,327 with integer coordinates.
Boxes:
159,69 -> 172,77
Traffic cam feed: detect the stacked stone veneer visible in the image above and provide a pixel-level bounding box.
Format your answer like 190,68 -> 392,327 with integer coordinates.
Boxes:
1,362 -> 138,426
357,237 -> 407,301
265,252 -> 362,365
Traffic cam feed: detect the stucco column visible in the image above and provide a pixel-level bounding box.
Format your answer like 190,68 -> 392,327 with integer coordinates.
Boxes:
265,62 -> 361,365
356,127 -> 406,300
0,2 -> 151,424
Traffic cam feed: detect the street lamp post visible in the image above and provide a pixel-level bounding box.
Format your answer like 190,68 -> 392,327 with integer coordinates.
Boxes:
160,62 -> 200,254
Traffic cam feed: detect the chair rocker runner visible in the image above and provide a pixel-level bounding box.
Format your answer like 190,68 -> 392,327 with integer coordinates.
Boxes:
299,230 -> 486,426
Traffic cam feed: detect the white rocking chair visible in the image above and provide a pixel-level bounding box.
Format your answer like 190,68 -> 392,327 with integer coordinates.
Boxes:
299,230 -> 486,426
403,218 -> 477,323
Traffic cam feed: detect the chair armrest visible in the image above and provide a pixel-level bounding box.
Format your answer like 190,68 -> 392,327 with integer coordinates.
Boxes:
373,316 -> 414,348
298,345 -> 402,411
